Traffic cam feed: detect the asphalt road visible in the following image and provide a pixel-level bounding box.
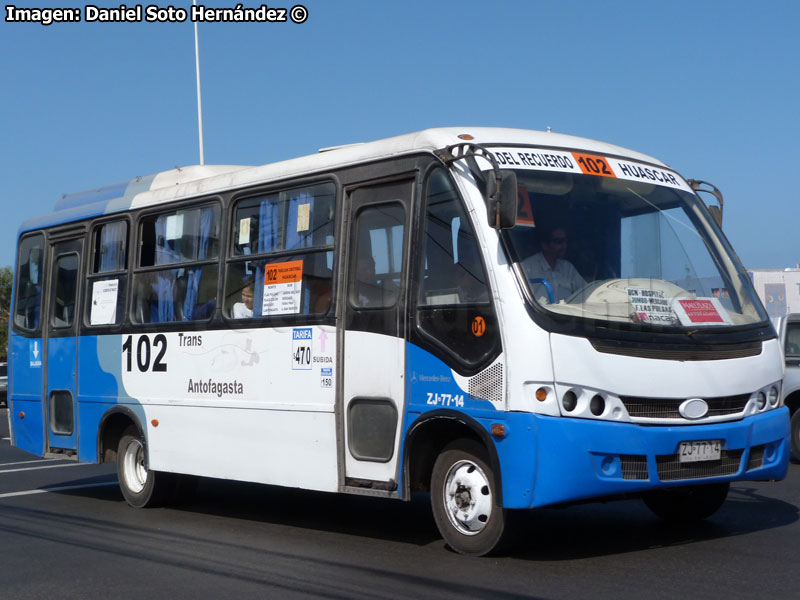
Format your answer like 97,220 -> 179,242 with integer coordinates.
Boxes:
1,408 -> 798,600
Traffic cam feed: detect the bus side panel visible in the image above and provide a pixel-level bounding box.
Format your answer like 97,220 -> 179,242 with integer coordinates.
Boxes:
77,335 -> 146,462
145,405 -> 339,491
9,333 -> 45,456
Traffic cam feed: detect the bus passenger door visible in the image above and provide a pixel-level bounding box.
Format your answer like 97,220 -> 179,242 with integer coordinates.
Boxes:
340,179 -> 413,490
44,238 -> 83,456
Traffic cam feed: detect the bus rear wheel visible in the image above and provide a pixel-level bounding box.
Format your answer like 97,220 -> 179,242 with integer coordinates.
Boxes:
117,425 -> 173,508
643,482 -> 729,522
430,440 -> 510,556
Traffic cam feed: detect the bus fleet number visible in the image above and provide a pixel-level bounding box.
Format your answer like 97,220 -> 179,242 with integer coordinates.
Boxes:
122,334 -> 168,373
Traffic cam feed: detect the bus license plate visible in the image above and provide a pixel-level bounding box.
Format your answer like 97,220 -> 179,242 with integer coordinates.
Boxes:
678,440 -> 721,463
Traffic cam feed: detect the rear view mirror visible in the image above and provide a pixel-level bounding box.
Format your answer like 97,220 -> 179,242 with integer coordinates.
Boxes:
486,169 -> 517,229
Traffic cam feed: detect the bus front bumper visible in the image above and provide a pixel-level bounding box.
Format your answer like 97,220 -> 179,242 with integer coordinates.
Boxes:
494,407 -> 790,509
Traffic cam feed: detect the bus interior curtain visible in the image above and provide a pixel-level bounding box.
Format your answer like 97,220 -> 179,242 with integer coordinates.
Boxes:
286,192 -> 314,312
286,192 -> 313,250
153,215 -> 176,322
99,221 -> 125,272
183,207 -> 213,320
254,199 -> 279,317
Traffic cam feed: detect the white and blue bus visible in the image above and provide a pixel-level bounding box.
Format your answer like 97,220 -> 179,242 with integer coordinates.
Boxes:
8,128 -> 789,555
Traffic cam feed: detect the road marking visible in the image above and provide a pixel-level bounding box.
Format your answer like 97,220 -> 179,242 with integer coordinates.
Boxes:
1,437 -> 10,441
0,481 -> 117,499
0,458 -> 62,467
0,463 -> 88,474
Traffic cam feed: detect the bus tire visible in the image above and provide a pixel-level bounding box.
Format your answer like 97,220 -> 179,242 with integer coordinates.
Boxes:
117,426 -> 172,508
430,440 -> 510,556
643,482 -> 729,522
790,409 -> 800,462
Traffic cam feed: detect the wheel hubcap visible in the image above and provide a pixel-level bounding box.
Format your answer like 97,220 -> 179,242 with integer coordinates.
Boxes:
122,438 -> 147,494
443,459 -> 493,536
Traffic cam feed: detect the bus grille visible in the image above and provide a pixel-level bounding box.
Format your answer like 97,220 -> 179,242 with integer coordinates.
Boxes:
591,341 -> 762,361
656,450 -> 743,481
620,455 -> 649,480
620,394 -> 749,419
746,445 -> 765,471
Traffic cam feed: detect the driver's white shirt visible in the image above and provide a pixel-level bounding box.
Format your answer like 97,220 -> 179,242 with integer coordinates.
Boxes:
522,252 -> 586,303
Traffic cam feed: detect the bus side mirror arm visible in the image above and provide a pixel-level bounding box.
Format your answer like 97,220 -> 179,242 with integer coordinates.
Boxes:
688,179 -> 724,227
435,142 -> 517,230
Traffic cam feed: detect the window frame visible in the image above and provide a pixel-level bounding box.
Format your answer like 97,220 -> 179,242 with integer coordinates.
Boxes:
409,166 -> 501,375
130,199 -> 224,326
50,251 -> 80,330
13,232 -> 47,335
224,179 -> 338,323
83,217 -> 131,330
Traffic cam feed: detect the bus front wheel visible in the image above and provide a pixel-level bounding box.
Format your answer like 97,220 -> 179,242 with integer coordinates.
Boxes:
643,482 -> 729,521
117,426 -> 172,508
430,440 -> 510,556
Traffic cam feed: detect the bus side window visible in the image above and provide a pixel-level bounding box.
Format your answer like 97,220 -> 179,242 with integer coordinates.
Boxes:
52,254 -> 79,328
14,233 -> 45,331
418,171 -> 488,307
786,322 -> 800,357
350,206 -> 404,310
225,183 -> 336,319
133,205 -> 220,324
86,220 -> 128,327
413,170 -> 499,369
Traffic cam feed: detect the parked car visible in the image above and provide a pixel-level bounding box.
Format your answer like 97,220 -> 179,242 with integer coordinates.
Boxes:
0,362 -> 7,407
775,315 -> 800,460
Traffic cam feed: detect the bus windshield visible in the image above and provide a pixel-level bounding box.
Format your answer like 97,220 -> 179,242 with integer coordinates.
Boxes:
503,166 -> 767,329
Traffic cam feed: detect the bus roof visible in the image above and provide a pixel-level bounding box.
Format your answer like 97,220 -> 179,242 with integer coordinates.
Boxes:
19,127 -> 668,234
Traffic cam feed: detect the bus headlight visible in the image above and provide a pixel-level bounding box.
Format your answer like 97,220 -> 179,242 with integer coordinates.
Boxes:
768,386 -> 779,407
755,392 -> 767,410
562,390 -> 577,412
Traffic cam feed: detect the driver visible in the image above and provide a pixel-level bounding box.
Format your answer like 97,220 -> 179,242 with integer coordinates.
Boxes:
523,225 -> 586,303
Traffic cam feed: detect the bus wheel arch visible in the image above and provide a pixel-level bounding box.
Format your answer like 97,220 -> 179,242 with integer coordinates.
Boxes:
403,412 -> 512,555
98,406 -> 145,464
404,412 -> 502,503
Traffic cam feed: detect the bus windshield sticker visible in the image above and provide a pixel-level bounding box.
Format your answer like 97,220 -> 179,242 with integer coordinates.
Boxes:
486,147 -> 691,192
672,297 -> 733,326
262,259 -> 304,316
516,186 -> 535,226
238,217 -> 251,245
626,287 -> 678,324
296,203 -> 311,232
90,278 -> 119,325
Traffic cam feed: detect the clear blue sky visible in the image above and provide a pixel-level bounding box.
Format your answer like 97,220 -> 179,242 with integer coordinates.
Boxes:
1,0 -> 797,270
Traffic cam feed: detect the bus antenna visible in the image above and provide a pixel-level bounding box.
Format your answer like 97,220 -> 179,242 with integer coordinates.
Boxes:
193,0 -> 205,165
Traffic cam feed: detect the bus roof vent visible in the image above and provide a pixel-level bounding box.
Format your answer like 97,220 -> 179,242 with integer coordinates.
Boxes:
148,165 -> 251,191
